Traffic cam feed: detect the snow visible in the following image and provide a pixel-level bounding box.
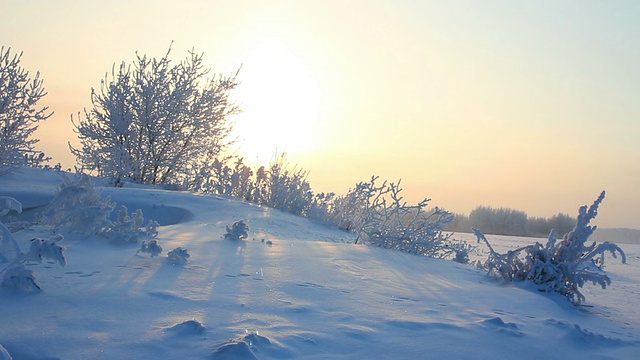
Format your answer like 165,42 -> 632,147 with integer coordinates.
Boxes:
1,168 -> 639,359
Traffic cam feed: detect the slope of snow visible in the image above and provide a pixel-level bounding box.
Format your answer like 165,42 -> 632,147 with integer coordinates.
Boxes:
1,168 -> 638,359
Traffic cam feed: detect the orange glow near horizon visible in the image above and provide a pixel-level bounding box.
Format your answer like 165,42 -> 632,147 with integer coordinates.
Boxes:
2,1 -> 639,228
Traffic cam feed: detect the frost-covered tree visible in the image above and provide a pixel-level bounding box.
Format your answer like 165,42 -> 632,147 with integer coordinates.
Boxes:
71,45 -> 240,187
0,46 -> 52,174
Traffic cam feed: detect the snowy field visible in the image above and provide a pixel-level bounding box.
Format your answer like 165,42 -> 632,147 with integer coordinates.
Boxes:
1,168 -> 639,359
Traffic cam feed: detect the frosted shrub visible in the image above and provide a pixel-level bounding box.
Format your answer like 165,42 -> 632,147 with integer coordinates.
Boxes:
0,205 -> 22,267
224,220 -> 249,241
137,239 -> 162,257
188,156 -> 454,259
449,240 -> 475,264
1,263 -> 39,290
40,175 -> 160,243
0,198 -> 28,234
194,158 -> 256,201
23,235 -> 66,266
167,247 -> 189,264
6,234 -> 67,291
1,197 -> 66,290
306,192 -> 337,225
258,154 -> 313,216
345,177 -> 454,258
0,196 -> 22,217
474,191 -> 626,304
99,205 -> 159,243
39,174 -> 114,234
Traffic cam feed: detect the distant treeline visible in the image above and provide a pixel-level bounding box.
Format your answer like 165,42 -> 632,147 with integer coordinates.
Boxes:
445,206 -> 576,237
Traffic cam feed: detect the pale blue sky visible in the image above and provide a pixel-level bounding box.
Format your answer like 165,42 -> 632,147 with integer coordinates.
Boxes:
2,1 -> 639,228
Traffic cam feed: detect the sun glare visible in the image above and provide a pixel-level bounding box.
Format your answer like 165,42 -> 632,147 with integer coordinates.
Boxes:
232,43 -> 320,166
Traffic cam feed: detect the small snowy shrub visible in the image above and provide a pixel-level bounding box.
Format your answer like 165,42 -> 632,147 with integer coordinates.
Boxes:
448,240 -> 476,264
224,220 -> 249,241
167,247 -> 189,264
39,174 -> 114,234
40,175 -> 160,243
194,157 -> 256,201
344,177 -> 454,258
306,192 -> 338,225
99,205 -> 159,243
137,239 -> 163,257
0,196 -> 30,232
1,263 -> 39,290
1,197 -> 66,290
23,235 -> 66,266
0,196 -> 22,217
474,191 -> 626,304
1,198 -> 23,264
260,155 -> 313,216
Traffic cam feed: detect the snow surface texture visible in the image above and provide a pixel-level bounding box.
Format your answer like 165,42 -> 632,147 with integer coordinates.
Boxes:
0,168 -> 639,359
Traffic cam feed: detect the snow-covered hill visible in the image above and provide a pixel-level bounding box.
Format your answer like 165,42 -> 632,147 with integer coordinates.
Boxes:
1,168 -> 638,359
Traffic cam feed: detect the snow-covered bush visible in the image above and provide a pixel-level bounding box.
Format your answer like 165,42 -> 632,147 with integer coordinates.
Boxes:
167,247 -> 189,264
1,197 -> 66,290
0,196 -> 29,232
40,175 -> 159,243
137,239 -> 163,257
474,191 -> 626,304
260,155 -> 313,216
39,174 -> 115,234
99,206 -> 159,243
0,46 -> 52,175
448,240 -> 476,264
187,156 -> 454,259
192,157 -> 256,200
306,192 -> 337,225
71,45 -> 240,187
23,235 -> 66,266
0,202 -> 22,266
224,220 -> 249,241
1,263 -> 39,290
341,176 -> 454,258
0,196 -> 22,217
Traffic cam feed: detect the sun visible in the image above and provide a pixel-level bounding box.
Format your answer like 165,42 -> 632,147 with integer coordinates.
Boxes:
231,43 -> 320,166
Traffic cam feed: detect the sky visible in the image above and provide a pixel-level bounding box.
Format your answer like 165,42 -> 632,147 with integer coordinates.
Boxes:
2,0 -> 639,229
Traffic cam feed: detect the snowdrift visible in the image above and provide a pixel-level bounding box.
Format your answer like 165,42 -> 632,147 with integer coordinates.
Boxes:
0,168 -> 638,359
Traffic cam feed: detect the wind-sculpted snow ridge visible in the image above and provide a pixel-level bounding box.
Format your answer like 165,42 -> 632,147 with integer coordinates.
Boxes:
0,168 -> 639,359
